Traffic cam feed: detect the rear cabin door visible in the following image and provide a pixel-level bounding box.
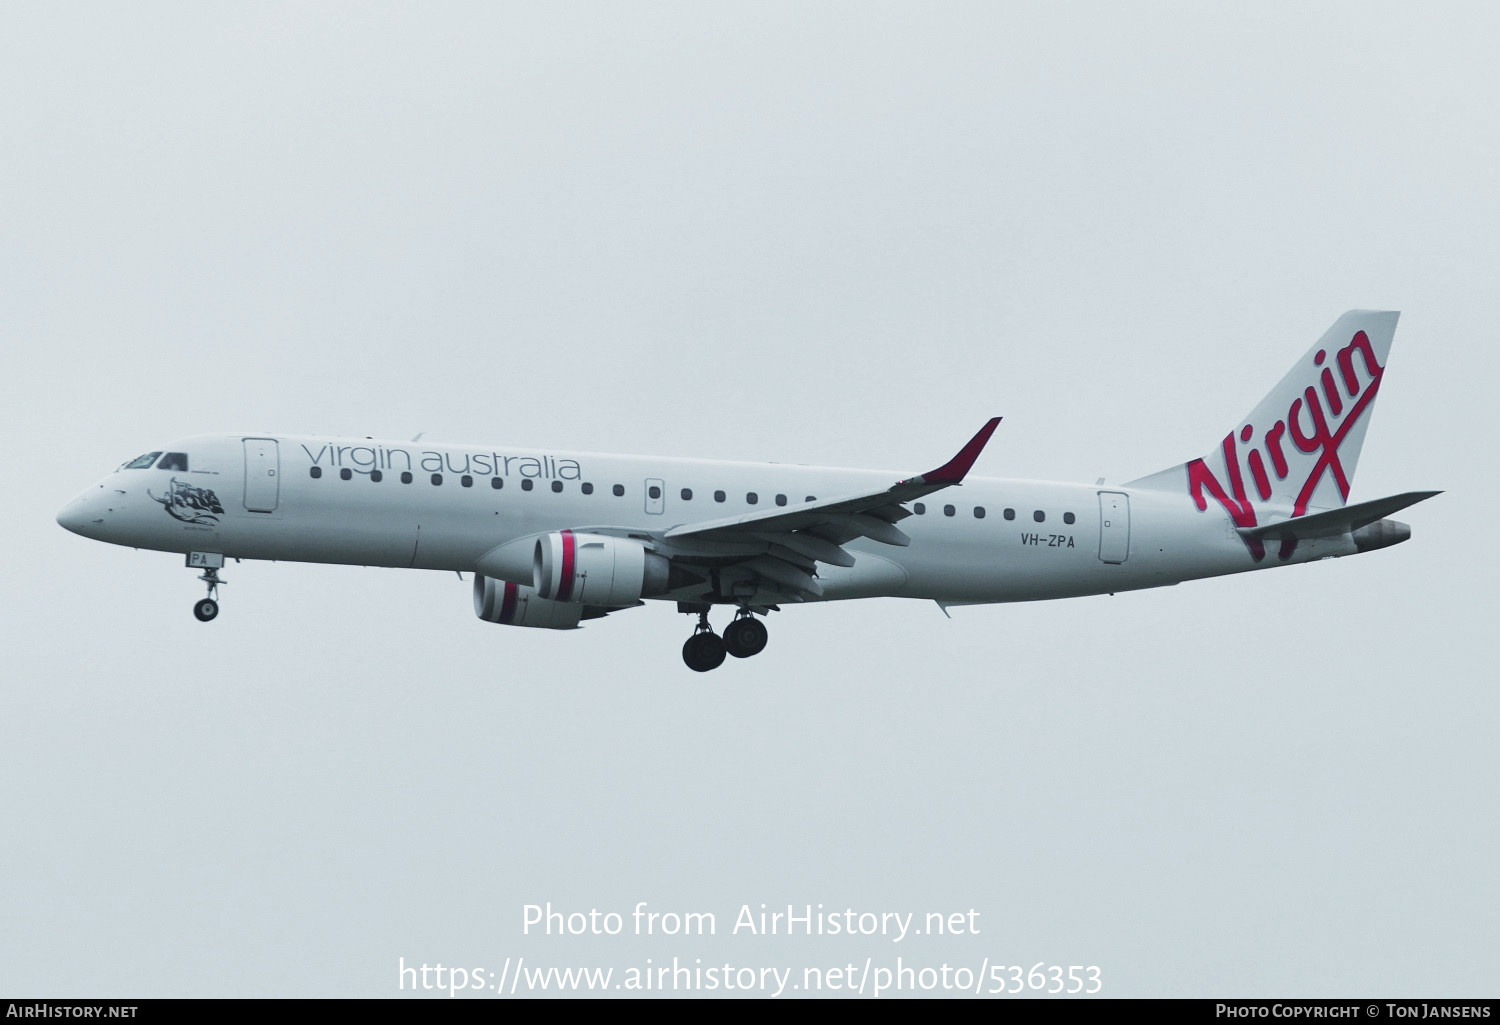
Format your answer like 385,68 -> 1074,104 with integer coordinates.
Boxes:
1098,490 -> 1130,564
243,438 -> 280,513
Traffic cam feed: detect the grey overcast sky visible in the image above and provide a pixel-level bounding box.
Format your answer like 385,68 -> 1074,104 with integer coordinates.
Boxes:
2,1 -> 1495,998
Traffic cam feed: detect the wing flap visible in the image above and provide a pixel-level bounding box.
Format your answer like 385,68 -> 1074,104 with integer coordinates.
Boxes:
751,531 -> 856,567
822,513 -> 911,547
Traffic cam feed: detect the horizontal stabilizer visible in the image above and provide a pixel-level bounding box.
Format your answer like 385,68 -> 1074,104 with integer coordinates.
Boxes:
1237,491 -> 1440,541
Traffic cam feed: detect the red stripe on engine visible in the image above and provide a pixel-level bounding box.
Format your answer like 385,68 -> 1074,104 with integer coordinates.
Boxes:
556,529 -> 576,602
499,581 -> 518,624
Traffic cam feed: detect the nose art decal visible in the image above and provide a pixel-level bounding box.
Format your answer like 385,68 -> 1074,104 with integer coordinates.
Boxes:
148,477 -> 226,525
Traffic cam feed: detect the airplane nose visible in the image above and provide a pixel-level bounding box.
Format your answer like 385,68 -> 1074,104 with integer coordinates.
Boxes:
57,498 -> 88,535
57,490 -> 108,537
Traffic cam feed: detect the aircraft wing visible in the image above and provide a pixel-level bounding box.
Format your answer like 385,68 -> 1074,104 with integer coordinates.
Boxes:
652,418 -> 1001,598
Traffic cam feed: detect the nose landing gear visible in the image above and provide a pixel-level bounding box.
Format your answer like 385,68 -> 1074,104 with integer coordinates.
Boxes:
188,553 -> 226,622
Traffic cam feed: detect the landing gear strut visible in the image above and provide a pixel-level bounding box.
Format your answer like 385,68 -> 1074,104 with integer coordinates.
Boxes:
193,566 -> 224,622
680,607 -> 770,671
681,611 -> 725,673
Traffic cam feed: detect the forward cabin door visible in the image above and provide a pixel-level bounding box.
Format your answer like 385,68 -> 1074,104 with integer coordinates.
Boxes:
243,438 -> 280,513
1097,490 -> 1130,564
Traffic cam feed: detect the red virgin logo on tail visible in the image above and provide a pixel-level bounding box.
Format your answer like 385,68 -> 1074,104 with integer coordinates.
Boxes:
1186,330 -> 1384,561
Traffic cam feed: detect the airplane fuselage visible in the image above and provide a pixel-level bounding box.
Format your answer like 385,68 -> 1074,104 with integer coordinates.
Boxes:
58,432 -> 1355,606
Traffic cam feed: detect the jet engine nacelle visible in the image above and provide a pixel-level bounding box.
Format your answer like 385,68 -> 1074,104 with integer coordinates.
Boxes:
533,530 -> 670,605
473,573 -> 584,630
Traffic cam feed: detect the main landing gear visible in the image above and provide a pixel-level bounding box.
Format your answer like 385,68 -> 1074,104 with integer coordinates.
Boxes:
724,610 -> 768,659
681,608 -> 770,672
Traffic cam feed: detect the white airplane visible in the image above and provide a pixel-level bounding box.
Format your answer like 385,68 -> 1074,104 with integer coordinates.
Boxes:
57,311 -> 1436,671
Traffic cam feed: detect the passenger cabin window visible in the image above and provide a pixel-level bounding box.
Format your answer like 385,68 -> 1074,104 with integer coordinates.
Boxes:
157,452 -> 188,471
123,452 -> 162,470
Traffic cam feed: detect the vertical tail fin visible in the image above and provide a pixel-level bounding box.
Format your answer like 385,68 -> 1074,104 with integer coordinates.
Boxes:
1128,310 -> 1400,530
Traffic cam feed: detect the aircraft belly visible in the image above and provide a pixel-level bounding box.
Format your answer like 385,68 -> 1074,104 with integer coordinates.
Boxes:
897,536 -> 1114,603
222,501 -> 419,567
816,552 -> 909,599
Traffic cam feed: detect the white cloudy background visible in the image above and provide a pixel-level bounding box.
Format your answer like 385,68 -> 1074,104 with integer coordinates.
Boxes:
2,2 -> 1495,998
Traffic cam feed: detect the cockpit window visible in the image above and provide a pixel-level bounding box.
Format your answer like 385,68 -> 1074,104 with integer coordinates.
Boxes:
157,452 -> 188,471
122,452 -> 162,469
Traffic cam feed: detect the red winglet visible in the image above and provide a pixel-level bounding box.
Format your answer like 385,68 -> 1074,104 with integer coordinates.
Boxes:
917,417 -> 1001,485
